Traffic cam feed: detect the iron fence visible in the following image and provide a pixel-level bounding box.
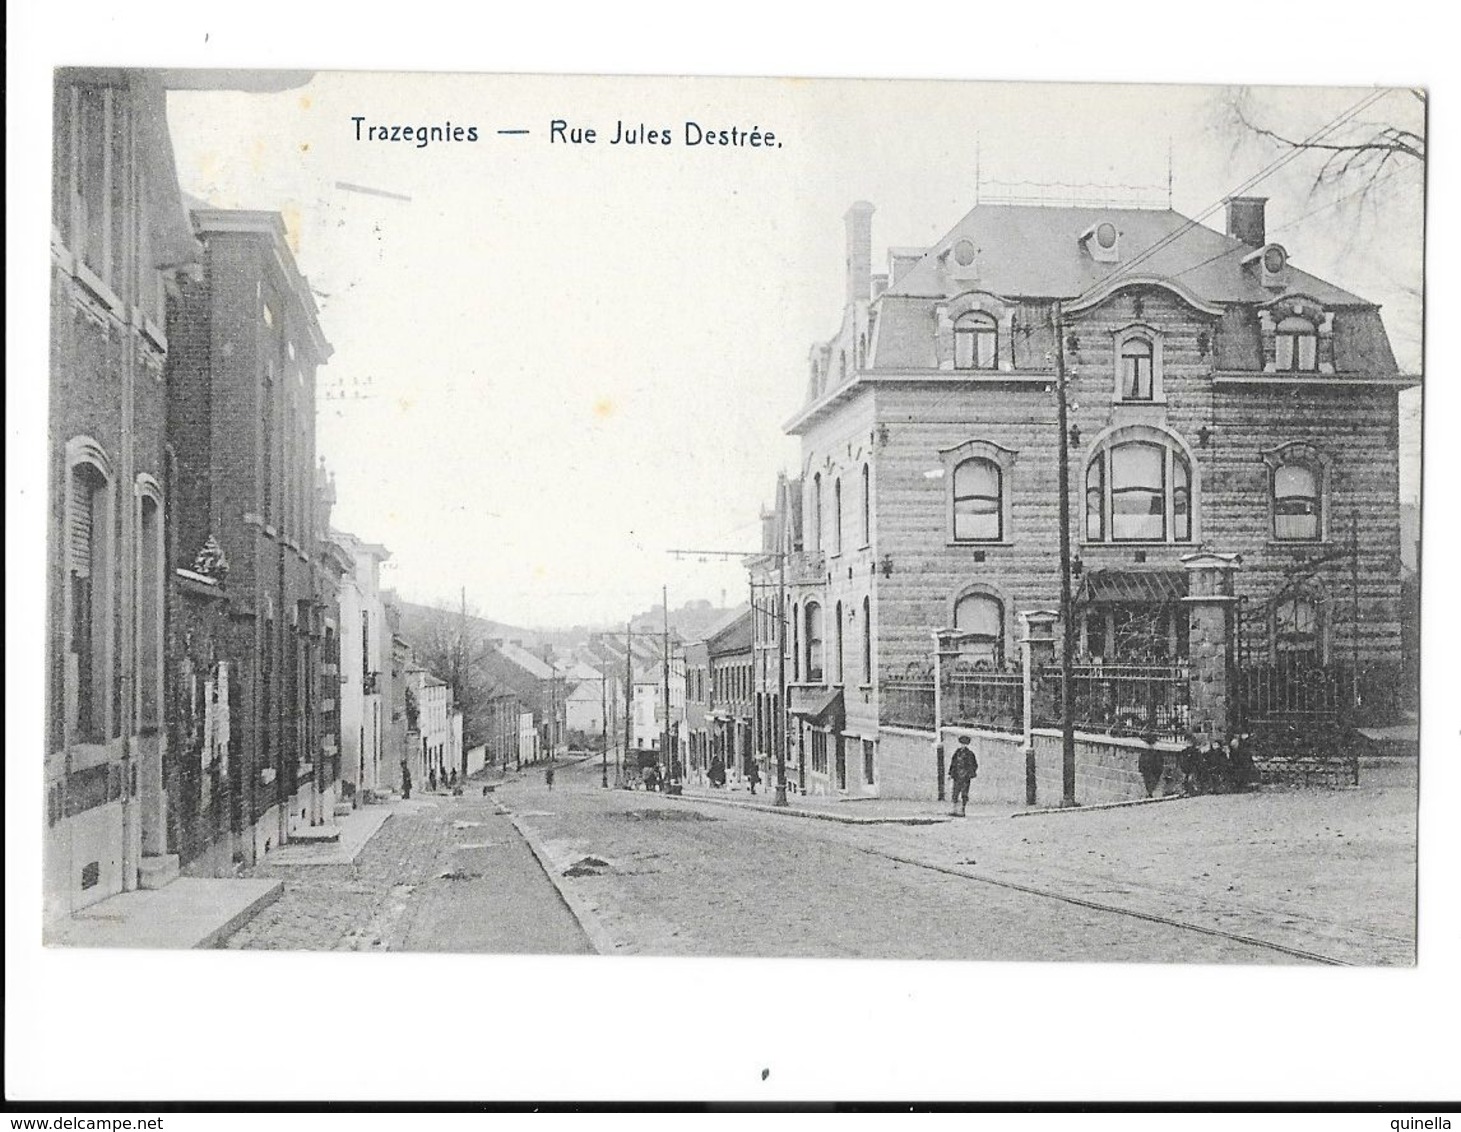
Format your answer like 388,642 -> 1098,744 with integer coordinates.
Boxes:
945,668 -> 1024,733
1035,661 -> 1191,740
880,676 -> 935,731
1234,658 -> 1354,727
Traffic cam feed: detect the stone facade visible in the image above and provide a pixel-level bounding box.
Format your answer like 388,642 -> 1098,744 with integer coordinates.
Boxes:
775,196 -> 1414,801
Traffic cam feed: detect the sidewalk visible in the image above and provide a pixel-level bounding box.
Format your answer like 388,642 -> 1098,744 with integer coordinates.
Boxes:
262,801 -> 399,866
660,779 -> 983,825
44,877 -> 283,949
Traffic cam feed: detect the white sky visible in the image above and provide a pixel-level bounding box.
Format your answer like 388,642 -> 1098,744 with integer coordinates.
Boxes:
163,76 -> 1424,629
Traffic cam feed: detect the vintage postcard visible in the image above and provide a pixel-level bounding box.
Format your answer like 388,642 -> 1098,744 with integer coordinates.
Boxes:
36,70 -> 1423,971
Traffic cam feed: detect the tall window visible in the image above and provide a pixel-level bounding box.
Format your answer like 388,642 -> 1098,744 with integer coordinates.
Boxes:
954,311 -> 998,370
811,474 -> 823,553
953,592 -> 1003,668
861,596 -> 872,684
1120,337 -> 1154,400
805,603 -> 824,683
860,464 -> 871,546
136,488 -> 163,731
66,459 -> 111,742
834,601 -> 845,684
1274,595 -> 1322,666
833,478 -> 843,555
952,458 -> 1002,541
1085,432 -> 1195,544
792,602 -> 800,682
1273,461 -> 1321,541
1275,316 -> 1318,372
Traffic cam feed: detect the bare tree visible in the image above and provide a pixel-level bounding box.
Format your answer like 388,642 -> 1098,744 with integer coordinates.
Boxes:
1216,86 -> 1425,210
409,600 -> 498,749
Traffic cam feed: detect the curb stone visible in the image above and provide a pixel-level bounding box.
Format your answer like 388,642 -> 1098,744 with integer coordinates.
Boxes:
505,810 -> 619,956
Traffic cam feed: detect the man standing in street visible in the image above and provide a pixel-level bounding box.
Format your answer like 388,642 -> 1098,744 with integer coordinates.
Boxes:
949,735 -> 978,817
401,759 -> 412,800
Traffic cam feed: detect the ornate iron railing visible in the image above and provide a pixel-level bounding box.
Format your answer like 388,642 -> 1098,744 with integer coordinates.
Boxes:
880,675 -> 935,731
1035,661 -> 1191,740
945,666 -> 1024,733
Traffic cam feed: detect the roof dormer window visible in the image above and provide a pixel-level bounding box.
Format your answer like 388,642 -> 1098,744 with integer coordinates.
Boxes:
1243,242 -> 1289,290
1082,220 -> 1121,263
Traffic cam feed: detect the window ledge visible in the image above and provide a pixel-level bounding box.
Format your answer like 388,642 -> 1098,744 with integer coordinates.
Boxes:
1079,541 -> 1197,550
1267,539 -> 1334,550
947,540 -> 1015,549
75,262 -> 123,317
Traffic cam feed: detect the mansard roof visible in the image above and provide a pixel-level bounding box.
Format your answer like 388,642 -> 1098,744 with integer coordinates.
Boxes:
886,204 -> 1369,308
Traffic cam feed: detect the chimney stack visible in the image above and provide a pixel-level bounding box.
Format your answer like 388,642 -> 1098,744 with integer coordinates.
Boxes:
845,201 -> 875,307
1224,196 -> 1267,247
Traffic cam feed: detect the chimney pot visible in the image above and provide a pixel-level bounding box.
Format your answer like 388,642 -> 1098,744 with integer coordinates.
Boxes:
1225,196 -> 1267,247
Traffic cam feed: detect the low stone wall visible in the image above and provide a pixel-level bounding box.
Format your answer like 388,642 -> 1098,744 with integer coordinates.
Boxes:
877,727 -> 938,801
870,725 -> 1184,807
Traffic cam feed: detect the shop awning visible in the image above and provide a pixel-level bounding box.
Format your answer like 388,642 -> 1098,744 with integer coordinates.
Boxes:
789,686 -> 845,728
1076,568 -> 1187,605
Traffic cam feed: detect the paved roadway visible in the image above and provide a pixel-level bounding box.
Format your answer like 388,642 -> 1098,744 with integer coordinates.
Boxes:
226,752 -> 1410,964
225,790 -> 591,954
503,756 -> 1300,964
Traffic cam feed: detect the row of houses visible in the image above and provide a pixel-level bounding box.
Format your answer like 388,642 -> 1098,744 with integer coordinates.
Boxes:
732,195 -> 1417,801
44,69 -> 467,922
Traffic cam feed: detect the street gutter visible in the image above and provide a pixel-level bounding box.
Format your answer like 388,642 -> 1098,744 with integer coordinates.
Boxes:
503,808 -> 619,956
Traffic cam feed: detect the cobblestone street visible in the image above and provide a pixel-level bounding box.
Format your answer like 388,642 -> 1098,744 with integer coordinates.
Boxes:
221,755 -> 1415,966
225,792 -> 589,954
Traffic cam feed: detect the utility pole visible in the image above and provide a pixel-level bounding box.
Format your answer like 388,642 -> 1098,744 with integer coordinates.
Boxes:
662,586 -> 673,785
775,537 -> 788,806
624,622 -> 633,782
665,544 -> 791,806
1350,511 -> 1362,713
1052,301 -> 1078,808
600,657 -> 609,788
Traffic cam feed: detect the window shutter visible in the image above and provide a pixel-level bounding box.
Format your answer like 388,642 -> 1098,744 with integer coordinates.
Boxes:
68,474 -> 94,578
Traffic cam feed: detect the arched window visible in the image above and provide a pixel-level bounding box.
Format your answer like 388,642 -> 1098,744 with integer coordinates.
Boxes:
860,464 -> 871,547
953,592 -> 1003,668
809,474 -> 823,553
1275,316 -> 1318,372
64,443 -> 115,744
805,602 -> 824,683
953,311 -> 998,370
1084,430 -> 1196,544
1273,461 -> 1321,541
952,458 -> 1002,541
833,478 -> 843,555
1273,594 -> 1323,666
1120,336 -> 1154,400
861,596 -> 872,684
792,602 -> 800,682
834,601 -> 845,684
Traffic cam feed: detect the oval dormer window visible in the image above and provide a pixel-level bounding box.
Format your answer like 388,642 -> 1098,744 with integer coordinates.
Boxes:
1095,222 -> 1118,250
952,238 -> 977,267
1263,246 -> 1287,274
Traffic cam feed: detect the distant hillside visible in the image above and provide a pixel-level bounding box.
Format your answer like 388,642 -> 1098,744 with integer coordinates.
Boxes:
394,599 -> 542,652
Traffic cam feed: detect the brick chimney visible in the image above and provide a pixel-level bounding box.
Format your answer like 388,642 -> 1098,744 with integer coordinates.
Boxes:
845,201 -> 875,306
1224,196 -> 1267,247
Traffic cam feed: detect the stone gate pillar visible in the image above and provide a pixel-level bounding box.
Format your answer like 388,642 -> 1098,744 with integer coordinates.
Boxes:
1181,552 -> 1241,745
1019,610 -> 1059,806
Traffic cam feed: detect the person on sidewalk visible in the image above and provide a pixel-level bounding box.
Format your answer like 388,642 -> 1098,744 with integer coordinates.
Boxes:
948,736 -> 978,816
428,767 -> 437,793
747,760 -> 762,795
401,760 -> 412,800
545,764 -> 555,790
708,755 -> 726,788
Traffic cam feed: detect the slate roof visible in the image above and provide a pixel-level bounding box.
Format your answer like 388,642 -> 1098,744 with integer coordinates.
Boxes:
491,640 -> 556,680
887,204 -> 1369,307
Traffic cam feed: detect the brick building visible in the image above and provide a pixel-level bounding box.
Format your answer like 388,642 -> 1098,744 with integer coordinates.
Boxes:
778,197 -> 1416,799
163,205 -> 336,865
45,69 -> 202,917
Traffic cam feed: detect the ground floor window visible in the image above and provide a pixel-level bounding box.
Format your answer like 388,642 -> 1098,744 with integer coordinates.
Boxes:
862,739 -> 875,786
810,729 -> 828,775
